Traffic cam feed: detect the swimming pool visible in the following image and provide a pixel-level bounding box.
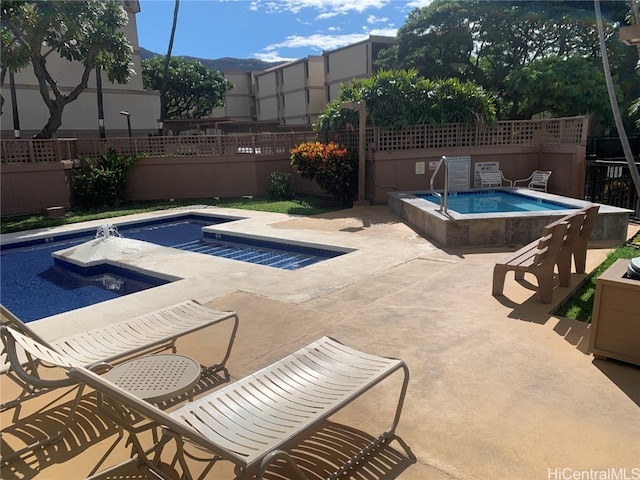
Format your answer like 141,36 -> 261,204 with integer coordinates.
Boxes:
414,190 -> 576,214
1,214 -> 348,321
388,188 -> 632,247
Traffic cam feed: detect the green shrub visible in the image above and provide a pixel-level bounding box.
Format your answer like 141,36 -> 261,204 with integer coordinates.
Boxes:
73,148 -> 138,207
268,171 -> 293,200
290,141 -> 357,205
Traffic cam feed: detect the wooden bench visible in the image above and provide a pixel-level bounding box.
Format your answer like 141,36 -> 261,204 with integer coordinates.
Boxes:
492,221 -> 569,303
492,204 -> 599,303
545,205 -> 599,287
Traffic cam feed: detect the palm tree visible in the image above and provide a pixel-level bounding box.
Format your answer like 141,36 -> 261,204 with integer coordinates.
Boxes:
594,0 -> 640,198
159,0 -> 180,136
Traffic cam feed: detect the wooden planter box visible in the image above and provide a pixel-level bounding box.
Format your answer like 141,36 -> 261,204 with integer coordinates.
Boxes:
589,259 -> 640,366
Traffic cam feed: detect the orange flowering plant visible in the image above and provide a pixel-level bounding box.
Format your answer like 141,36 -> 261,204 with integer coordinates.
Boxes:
290,141 -> 357,204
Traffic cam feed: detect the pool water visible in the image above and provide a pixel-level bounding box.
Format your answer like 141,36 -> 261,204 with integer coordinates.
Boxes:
1,215 -> 345,321
2,240 -> 169,321
415,191 -> 578,214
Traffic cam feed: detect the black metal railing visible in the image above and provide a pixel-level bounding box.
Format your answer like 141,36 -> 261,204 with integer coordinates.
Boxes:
585,159 -> 640,218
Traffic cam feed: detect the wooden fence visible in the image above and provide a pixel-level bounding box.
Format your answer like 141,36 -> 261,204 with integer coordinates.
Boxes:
1,116 -> 588,164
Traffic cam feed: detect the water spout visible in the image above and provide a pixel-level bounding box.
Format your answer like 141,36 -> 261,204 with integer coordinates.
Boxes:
95,223 -> 123,239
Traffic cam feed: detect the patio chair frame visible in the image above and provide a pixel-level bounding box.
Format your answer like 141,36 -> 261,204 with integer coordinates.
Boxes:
514,170 -> 552,192
1,301 -> 238,413
67,336 -> 410,480
479,170 -> 513,188
0,300 -> 238,463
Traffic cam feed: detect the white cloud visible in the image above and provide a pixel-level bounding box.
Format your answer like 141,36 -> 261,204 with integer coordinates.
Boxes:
252,51 -> 299,62
253,28 -> 398,61
317,11 -> 339,20
367,15 -> 388,24
264,32 -> 370,52
252,0 -> 391,17
405,0 -> 433,8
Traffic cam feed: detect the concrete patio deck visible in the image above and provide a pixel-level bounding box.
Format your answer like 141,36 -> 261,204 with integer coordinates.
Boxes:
1,206 -> 639,480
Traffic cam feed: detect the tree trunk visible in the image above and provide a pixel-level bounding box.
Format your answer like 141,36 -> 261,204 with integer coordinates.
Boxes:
34,101 -> 63,139
159,0 -> 180,135
594,0 -> 640,198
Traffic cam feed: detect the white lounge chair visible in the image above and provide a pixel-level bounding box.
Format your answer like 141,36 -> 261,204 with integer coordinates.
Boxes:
514,170 -> 552,192
479,170 -> 512,188
16,330 -> 410,480
0,301 -> 238,462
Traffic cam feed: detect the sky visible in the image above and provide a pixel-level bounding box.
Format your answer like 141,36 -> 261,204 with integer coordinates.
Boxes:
137,0 -> 433,63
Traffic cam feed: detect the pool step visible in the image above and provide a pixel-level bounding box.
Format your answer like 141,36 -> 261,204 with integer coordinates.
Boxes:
169,240 -> 322,270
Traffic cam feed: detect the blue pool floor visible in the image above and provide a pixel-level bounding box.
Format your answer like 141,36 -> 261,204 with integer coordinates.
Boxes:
1,217 -> 343,321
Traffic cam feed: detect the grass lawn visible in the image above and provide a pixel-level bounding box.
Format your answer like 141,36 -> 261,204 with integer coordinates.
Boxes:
0,196 -> 343,235
554,229 -> 640,322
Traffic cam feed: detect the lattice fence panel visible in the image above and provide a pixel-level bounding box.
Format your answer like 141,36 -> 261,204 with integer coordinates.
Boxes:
1,141 -> 32,163
1,117 -> 589,163
456,125 -> 476,147
511,122 -> 540,144
561,117 -> 587,144
30,141 -> 59,162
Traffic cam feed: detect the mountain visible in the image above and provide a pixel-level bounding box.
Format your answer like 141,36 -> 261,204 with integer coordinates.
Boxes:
139,47 -> 286,72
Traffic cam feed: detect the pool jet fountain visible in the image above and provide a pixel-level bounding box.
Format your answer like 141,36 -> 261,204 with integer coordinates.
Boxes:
95,224 -> 123,239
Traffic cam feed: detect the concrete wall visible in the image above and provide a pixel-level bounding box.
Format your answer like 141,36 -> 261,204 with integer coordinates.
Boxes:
123,155 -> 324,201
1,141 -> 585,216
1,162 -> 72,216
366,144 -> 586,203
0,153 -> 326,216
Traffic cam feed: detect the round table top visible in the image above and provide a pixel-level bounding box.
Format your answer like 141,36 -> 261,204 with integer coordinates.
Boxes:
103,354 -> 201,403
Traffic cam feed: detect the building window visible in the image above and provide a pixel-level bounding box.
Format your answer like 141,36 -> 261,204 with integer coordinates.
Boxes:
325,56 -> 330,74
325,85 -> 331,102
306,89 -> 310,104
304,62 -> 309,78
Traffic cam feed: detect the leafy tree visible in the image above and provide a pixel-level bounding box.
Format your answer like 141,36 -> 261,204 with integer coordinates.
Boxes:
0,0 -> 134,138
315,69 -> 496,134
376,2 -> 483,84
142,56 -> 232,119
504,56 -> 616,125
378,0 -> 638,128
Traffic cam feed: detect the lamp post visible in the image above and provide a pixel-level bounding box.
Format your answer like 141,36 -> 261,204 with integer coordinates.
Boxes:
119,110 -> 132,137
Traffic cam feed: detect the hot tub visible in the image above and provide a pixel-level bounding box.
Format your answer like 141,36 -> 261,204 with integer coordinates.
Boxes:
388,188 -> 632,247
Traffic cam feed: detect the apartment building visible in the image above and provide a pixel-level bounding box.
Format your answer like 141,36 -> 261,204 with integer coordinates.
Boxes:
210,71 -> 255,123
214,35 -> 394,128
323,35 -> 394,103
1,0 -> 159,139
2,4 -> 393,139
253,56 -> 325,126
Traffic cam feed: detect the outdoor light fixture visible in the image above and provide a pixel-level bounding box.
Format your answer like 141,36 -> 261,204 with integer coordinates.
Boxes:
619,24 -> 640,46
119,110 -> 132,137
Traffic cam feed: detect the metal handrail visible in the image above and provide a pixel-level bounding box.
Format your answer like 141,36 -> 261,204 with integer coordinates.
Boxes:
429,156 -> 448,213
